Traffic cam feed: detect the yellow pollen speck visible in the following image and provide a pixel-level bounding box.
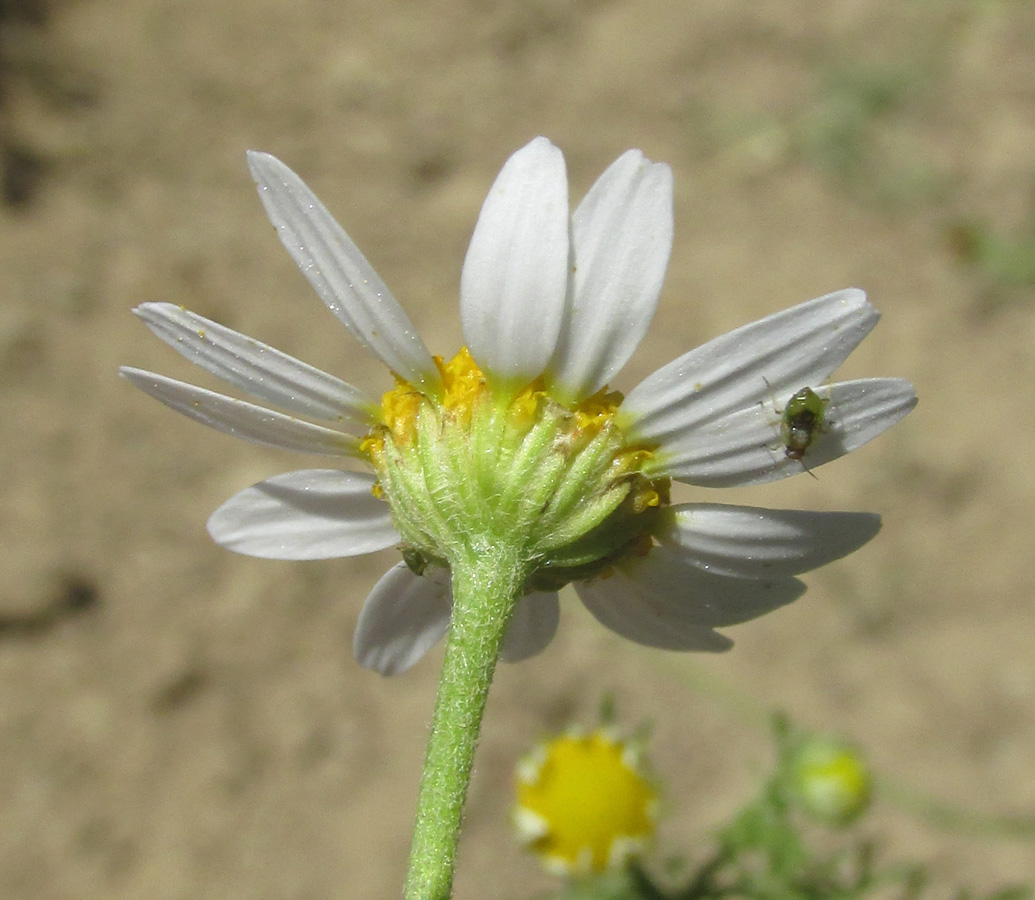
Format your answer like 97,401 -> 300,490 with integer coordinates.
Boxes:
514,730 -> 656,874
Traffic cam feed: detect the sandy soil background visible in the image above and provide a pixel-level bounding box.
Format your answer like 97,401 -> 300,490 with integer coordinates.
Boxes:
1,1 -> 1033,898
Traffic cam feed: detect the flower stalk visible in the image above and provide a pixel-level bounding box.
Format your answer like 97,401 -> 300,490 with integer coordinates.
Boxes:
404,546 -> 530,900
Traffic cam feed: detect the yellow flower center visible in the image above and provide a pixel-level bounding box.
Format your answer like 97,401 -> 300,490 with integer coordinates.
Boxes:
514,730 -> 657,875
436,345 -> 488,426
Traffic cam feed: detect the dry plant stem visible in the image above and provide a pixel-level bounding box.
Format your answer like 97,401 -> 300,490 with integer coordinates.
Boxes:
403,544 -> 529,900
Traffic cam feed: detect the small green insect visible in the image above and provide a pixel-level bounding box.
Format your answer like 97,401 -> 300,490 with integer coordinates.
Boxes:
779,387 -> 829,461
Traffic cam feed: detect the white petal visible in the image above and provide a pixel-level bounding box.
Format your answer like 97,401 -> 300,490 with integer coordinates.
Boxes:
120,367 -> 360,456
617,544 -> 805,626
612,542 -> 807,628
353,563 -> 452,676
246,151 -> 437,387
657,504 -> 881,578
206,469 -> 398,560
823,377 -> 918,453
500,591 -> 560,663
550,151 -> 673,400
460,137 -> 570,384
575,540 -> 805,649
646,402 -> 777,486
574,574 -> 733,652
133,303 -> 376,432
649,377 -> 917,487
621,289 -> 877,443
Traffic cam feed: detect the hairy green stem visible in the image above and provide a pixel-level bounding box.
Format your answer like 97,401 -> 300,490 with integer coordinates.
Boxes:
403,544 -> 528,900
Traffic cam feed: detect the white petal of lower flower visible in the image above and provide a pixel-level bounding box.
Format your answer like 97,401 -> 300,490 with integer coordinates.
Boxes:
550,151 -> 673,400
460,136 -> 570,384
120,367 -> 360,457
621,289 -> 877,443
246,152 -> 437,388
575,574 -> 734,652
133,303 -> 376,432
656,504 -> 881,578
500,591 -> 560,663
648,377 -> 917,487
353,563 -> 453,676
207,469 -> 399,560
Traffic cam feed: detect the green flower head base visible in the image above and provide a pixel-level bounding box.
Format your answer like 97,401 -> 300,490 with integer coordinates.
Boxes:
363,347 -> 668,596
120,137 -> 917,675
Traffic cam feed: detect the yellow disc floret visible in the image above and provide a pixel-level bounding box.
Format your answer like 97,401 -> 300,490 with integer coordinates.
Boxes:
435,346 -> 488,427
507,376 -> 548,430
514,730 -> 658,876
368,375 -> 426,452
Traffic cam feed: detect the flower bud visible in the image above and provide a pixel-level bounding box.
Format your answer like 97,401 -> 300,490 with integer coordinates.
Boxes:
789,737 -> 872,826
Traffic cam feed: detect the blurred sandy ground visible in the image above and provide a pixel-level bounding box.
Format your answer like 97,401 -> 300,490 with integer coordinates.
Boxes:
0,1 -> 1033,897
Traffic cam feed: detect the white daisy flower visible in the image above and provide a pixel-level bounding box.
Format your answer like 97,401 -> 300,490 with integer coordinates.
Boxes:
121,137 -> 916,676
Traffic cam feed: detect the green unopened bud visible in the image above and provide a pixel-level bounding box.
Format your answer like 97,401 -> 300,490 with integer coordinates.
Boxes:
789,737 -> 872,826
